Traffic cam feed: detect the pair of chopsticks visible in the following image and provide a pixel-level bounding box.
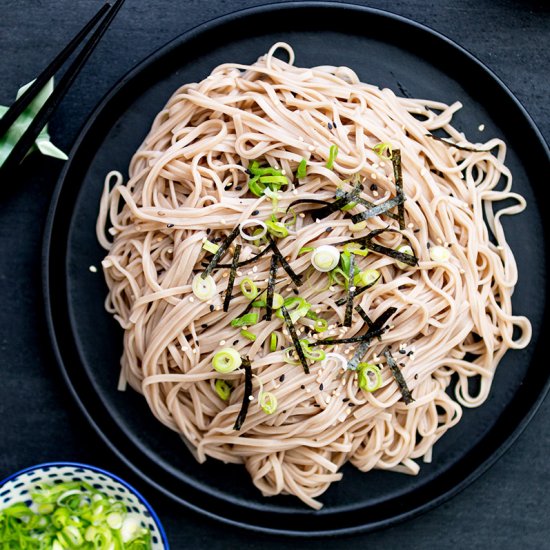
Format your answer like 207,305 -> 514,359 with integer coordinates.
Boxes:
0,0 -> 125,179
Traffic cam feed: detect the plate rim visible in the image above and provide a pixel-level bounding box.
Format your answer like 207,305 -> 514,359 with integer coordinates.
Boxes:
42,1 -> 550,536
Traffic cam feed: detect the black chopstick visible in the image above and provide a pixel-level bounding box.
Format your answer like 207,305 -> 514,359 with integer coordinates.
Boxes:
0,4 -> 110,138
0,0 -> 125,179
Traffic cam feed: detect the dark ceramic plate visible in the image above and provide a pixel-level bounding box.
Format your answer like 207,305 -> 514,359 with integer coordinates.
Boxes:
43,2 -> 550,536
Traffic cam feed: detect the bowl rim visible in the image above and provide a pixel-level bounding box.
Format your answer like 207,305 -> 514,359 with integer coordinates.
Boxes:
0,461 -> 170,548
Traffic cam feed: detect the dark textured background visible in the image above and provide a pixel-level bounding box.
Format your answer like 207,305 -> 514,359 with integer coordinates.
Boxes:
1,0 -> 549,548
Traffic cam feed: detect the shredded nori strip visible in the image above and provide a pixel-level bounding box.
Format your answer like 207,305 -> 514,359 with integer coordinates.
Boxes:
354,304 -> 374,328
426,133 -> 488,153
383,347 -> 414,404
223,244 -> 241,312
312,328 -> 386,346
392,149 -> 406,229
266,252 -> 278,321
335,228 -> 417,266
205,242 -> 273,268
350,194 -> 405,224
344,254 -> 356,327
267,236 -> 303,286
285,182 -> 362,219
365,228 -> 417,266
280,305 -> 310,374
337,228 -> 418,266
347,338 -> 375,371
336,272 -> 381,305
202,225 -> 240,278
233,357 -> 253,430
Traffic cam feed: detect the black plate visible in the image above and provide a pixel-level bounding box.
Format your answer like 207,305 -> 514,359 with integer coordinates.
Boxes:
43,2 -> 550,536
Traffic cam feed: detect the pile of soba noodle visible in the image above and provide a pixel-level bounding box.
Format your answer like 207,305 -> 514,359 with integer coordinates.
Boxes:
97,43 -> 531,509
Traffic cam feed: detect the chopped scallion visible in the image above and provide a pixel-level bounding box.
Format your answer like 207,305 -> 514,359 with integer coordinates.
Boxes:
212,348 -> 242,373
240,278 -> 259,300
202,239 -> 220,254
215,379 -> 232,401
259,391 -> 278,414
326,144 -> 339,170
296,158 -> 307,179
357,363 -> 382,392
231,312 -> 259,327
240,329 -> 257,341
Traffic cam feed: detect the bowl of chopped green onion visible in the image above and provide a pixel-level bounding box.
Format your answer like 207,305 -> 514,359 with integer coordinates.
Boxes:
0,462 -> 169,549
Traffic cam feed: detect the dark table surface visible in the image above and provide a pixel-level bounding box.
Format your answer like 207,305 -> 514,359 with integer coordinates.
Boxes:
1,1 -> 549,548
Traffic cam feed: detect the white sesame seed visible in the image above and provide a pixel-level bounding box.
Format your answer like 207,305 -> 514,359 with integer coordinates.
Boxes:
349,286 -> 356,292
182,346 -> 189,352
220,340 -> 226,346
308,145 -> 315,152
315,218 -> 320,223
326,396 -> 331,404
189,297 -> 195,303
373,190 -> 379,197
478,124 -> 485,131
420,168 -> 428,177
299,213 -> 306,218
192,348 -> 197,354
249,395 -> 254,401
408,223 -> 414,229
371,173 -> 377,180
379,162 -> 385,168
306,387 -> 311,393
252,266 -> 258,272
281,170 -> 286,175
89,265 -> 97,273
292,189 -> 298,196
329,286 -> 335,292
221,219 -> 226,224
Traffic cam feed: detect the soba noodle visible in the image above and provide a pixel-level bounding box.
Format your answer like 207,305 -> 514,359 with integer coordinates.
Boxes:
97,43 -> 531,509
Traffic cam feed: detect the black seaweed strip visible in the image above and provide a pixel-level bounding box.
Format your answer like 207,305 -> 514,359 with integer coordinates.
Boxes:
266,253 -> 278,321
335,228 -> 418,266
233,357 -> 253,430
312,327 -> 385,346
392,149 -> 406,229
383,347 -> 414,404
426,133 -> 488,153
354,304 -> 374,328
206,242 -> 273,269
336,187 -> 399,221
350,194 -> 405,224
280,306 -> 310,374
223,244 -> 241,312
344,254 -> 356,327
347,339 -> 374,371
267,236 -> 303,286
202,226 -> 240,278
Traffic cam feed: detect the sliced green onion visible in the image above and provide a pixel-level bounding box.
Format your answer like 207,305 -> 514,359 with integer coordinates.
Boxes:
0,481 -> 151,549
192,273 -> 217,301
276,296 -> 311,323
215,379 -> 232,401
240,278 -> 259,300
299,246 -> 314,255
311,245 -> 340,272
326,144 -> 339,169
259,391 -> 278,414
350,220 -> 368,232
259,175 -> 288,185
269,333 -> 278,352
330,266 -> 349,287
341,200 -> 358,211
265,219 -> 289,238
202,238 -> 220,254
354,269 -> 381,287
264,186 -> 280,211
241,329 -> 257,341
314,318 -> 328,332
253,291 -> 284,309
300,339 -> 326,362
429,245 -> 451,262
248,176 -> 266,197
239,219 -> 267,241
296,158 -> 307,179
343,242 -> 369,256
231,312 -> 259,327
396,244 -> 414,269
373,142 -> 393,159
213,347 -> 242,373
357,363 -> 383,392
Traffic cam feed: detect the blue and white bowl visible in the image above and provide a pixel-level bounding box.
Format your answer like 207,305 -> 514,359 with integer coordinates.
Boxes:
0,462 -> 169,549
